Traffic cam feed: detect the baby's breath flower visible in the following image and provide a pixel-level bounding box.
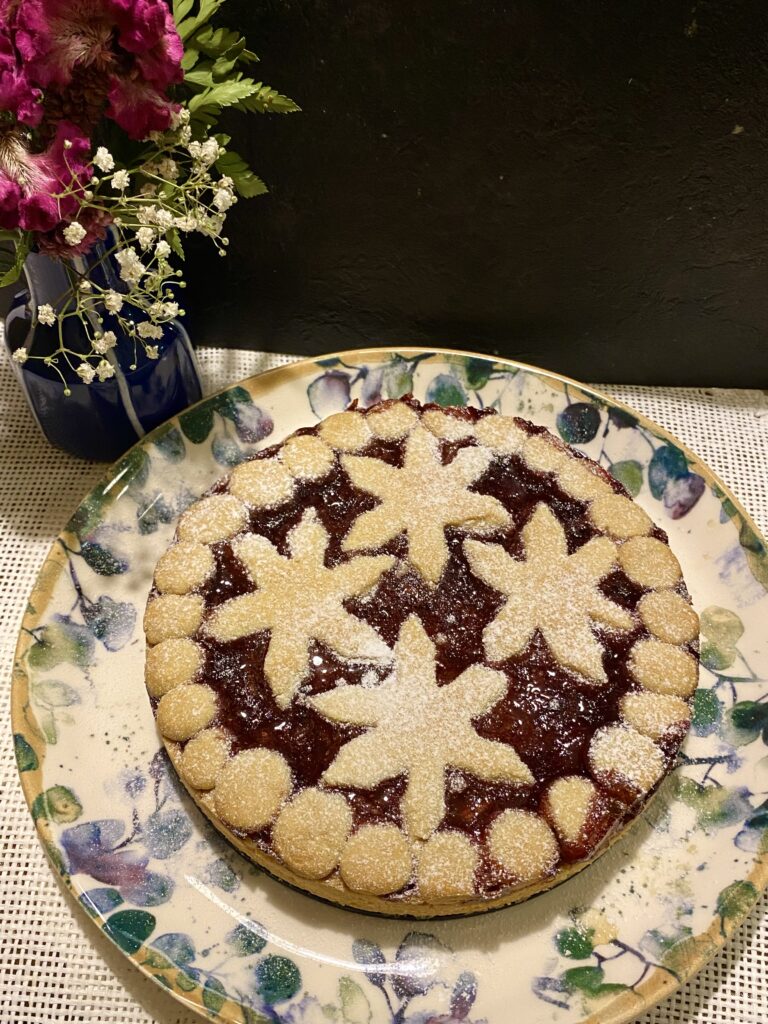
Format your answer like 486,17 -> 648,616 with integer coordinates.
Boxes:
63,222 -> 87,245
157,157 -> 179,181
96,359 -> 115,381
76,362 -> 96,384
37,303 -> 56,326
154,208 -> 173,230
136,226 -> 155,250
93,330 -> 117,354
12,347 -> 28,363
213,187 -> 235,212
137,205 -> 158,225
145,345 -> 160,359
137,321 -> 163,340
103,290 -> 124,313
79,280 -> 92,292
171,107 -> 190,129
93,147 -> 115,173
155,240 -> 171,259
174,214 -> 197,231
112,169 -> 130,191
115,247 -> 146,286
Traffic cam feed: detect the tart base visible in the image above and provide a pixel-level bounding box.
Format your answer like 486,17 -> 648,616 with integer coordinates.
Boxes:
164,737 -> 660,918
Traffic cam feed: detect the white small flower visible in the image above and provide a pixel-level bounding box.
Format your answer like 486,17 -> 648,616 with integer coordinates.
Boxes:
219,175 -> 234,191
157,157 -> 179,181
145,345 -> 160,359
174,214 -> 197,231
155,240 -> 171,259
93,147 -> 114,173
37,303 -> 56,326
63,139 -> 72,150
201,138 -> 222,165
154,208 -> 173,230
63,222 -> 87,246
179,125 -> 192,145
12,347 -> 28,363
163,301 -> 179,318
76,362 -> 96,384
96,359 -> 115,381
79,279 -> 92,292
103,290 -> 123,313
213,187 -> 235,212
83,189 -> 93,201
112,169 -> 130,191
137,205 -> 158,225
136,226 -> 155,250
171,107 -> 190,129
115,247 -> 146,286
92,330 -> 117,354
137,321 -> 163,340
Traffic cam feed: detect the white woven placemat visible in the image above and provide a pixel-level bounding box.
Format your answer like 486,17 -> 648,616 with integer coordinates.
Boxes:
1,346 -> 766,1024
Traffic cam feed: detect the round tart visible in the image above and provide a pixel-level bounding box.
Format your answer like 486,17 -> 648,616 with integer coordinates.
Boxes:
143,398 -> 699,916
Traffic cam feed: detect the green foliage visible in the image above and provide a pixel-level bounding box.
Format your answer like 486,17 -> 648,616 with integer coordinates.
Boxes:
215,150 -> 267,197
0,230 -> 31,287
174,0 -> 299,208
226,921 -> 267,956
674,776 -> 753,830
716,880 -> 758,930
555,927 -> 594,960
31,784 -> 82,823
203,976 -> 228,1013
104,909 -> 157,955
14,733 -> 38,772
425,373 -> 468,407
561,966 -> 626,998
609,459 -> 644,497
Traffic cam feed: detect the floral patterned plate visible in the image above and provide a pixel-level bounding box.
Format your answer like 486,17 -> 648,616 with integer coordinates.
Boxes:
12,349 -> 768,1024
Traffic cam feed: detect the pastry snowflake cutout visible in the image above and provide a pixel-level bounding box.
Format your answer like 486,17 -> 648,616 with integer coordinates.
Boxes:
206,509 -> 394,707
342,425 -> 509,583
464,503 -> 633,682
310,615 -> 534,839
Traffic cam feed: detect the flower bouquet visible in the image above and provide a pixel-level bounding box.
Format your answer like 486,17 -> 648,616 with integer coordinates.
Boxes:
0,0 -> 297,459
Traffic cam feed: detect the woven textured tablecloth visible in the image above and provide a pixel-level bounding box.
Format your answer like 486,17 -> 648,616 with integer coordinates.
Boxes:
1,346 -> 766,1024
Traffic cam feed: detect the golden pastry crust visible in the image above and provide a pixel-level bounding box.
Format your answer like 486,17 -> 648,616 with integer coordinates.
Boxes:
145,397 -> 698,917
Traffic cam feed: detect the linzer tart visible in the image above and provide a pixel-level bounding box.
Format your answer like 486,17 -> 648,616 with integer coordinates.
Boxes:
143,398 -> 699,916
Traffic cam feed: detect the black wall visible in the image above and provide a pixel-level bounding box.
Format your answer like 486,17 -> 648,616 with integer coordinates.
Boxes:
184,0 -> 768,384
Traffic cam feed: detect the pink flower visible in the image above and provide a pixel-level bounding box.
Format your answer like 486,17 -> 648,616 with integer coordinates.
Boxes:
9,0 -> 184,139
0,175 -> 22,230
107,75 -> 178,140
0,120 -> 92,232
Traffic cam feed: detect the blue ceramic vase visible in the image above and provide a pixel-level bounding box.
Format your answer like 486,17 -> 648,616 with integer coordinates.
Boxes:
4,237 -> 203,462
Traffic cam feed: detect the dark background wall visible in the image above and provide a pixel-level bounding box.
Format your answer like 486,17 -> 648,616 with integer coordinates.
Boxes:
191,2 -> 766,382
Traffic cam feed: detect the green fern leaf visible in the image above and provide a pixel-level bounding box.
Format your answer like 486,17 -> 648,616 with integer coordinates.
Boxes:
215,151 -> 268,198
188,78 -> 261,115
176,0 -> 226,42
235,82 -> 300,115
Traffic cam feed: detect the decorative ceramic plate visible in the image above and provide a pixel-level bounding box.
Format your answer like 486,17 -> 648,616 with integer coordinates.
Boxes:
12,349 -> 768,1024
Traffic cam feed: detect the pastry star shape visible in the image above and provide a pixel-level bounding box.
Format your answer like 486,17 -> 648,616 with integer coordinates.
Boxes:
206,509 -> 394,707
464,502 -> 633,683
310,615 -> 534,839
342,425 -> 509,583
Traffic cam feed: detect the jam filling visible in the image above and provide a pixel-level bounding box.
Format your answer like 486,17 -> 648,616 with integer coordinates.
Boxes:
169,404 -> 695,898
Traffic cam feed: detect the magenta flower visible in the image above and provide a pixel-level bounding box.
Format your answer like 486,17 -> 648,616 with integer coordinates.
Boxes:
107,74 -> 179,140
21,0 -> 182,137
0,120 -> 92,232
